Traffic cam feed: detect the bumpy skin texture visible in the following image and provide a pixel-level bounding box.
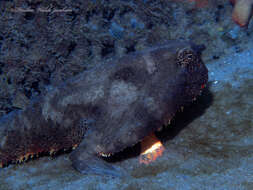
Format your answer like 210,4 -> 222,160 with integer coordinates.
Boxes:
0,40 -> 208,176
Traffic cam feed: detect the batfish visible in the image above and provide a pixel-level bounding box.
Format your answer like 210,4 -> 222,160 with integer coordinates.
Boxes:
0,40 -> 208,177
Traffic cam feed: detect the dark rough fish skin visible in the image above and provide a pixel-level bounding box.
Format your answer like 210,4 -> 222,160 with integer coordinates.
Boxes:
0,40 -> 208,176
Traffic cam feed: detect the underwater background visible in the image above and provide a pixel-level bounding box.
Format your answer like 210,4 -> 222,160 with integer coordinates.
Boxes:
0,0 -> 253,189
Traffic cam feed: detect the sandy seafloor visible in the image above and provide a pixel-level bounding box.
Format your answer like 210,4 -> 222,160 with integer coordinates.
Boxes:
0,1 -> 253,189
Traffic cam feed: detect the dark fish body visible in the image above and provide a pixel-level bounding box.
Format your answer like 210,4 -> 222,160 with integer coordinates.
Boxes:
0,40 -> 208,176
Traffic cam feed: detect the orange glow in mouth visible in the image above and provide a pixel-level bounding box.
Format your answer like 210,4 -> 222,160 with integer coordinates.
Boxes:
139,133 -> 165,165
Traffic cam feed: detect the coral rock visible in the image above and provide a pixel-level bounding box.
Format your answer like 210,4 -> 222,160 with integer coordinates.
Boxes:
230,0 -> 253,27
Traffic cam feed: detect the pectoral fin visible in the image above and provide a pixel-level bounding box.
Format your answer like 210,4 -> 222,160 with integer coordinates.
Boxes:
70,145 -> 129,177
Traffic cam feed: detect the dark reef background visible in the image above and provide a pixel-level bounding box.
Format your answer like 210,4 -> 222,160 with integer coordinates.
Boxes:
0,0 -> 253,189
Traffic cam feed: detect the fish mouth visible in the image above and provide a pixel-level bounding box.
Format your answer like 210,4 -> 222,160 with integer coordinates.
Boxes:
95,122 -> 170,159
